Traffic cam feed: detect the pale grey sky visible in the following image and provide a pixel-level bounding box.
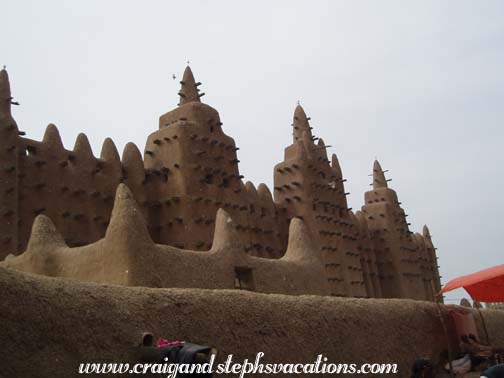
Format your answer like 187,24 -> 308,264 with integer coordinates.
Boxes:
3,1 -> 503,302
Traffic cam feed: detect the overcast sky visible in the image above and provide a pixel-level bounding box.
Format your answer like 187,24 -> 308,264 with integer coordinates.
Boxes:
4,1 -> 503,302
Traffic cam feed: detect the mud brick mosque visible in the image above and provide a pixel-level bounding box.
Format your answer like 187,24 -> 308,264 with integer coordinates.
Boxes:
0,66 -> 441,300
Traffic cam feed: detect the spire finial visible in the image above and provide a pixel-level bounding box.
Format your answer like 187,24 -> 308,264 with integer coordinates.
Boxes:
372,160 -> 388,189
292,104 -> 312,143
331,153 -> 343,178
423,225 -> 431,239
0,68 -> 13,118
178,65 -> 202,106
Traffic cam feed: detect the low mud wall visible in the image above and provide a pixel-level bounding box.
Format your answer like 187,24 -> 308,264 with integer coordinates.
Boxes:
0,267 -> 503,378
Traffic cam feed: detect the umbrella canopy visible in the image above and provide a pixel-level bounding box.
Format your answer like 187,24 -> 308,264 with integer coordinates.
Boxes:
439,264 -> 504,302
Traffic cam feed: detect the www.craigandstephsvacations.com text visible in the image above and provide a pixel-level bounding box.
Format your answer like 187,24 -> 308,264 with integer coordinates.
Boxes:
78,353 -> 399,376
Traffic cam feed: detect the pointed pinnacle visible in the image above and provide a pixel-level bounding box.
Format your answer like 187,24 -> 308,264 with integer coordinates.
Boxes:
423,225 -> 431,239
178,66 -> 201,106
0,68 -> 12,118
331,153 -> 343,178
292,104 -> 313,143
373,160 -> 388,189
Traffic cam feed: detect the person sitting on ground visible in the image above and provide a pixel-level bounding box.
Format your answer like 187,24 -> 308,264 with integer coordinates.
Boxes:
460,334 -> 493,369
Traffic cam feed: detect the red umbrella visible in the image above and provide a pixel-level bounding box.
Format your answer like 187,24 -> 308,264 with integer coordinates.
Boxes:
439,264 -> 504,302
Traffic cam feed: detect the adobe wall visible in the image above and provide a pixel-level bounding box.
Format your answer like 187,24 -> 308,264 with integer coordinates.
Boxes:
1,266 -> 503,378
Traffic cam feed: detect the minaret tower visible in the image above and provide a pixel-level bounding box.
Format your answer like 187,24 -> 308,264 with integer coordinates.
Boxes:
141,66 -> 286,257
274,104 -> 366,297
144,66 -> 240,193
361,160 -> 425,299
142,66 -> 241,248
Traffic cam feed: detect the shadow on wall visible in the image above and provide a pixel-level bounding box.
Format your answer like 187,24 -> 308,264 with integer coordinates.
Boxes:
0,184 -> 330,296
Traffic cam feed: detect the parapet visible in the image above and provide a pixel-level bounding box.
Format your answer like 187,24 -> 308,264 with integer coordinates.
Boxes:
1,184 -> 330,295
